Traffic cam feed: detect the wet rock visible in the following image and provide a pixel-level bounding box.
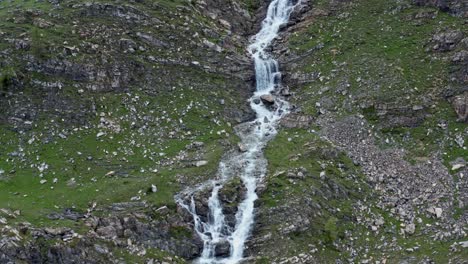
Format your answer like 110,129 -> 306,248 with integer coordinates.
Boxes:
214,239 -> 231,257
260,94 -> 275,105
238,143 -> 248,152
280,87 -> 291,96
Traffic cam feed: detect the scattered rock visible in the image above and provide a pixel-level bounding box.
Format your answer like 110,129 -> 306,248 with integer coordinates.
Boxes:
105,171 -> 116,177
33,18 -> 53,28
452,163 -> 465,171
405,223 -> 416,235
431,30 -> 464,51
195,160 -> 208,167
44,227 -> 71,236
428,207 -> 443,218
186,141 -> 204,150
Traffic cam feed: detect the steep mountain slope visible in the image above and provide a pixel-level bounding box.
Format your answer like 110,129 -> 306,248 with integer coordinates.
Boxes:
0,0 -> 466,263
249,0 -> 467,263
0,0 -> 261,262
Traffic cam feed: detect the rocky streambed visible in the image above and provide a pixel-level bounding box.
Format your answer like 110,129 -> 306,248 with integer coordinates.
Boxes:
0,0 -> 467,263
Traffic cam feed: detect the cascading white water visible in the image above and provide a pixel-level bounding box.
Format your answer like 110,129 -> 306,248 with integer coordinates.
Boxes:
176,1 -> 301,263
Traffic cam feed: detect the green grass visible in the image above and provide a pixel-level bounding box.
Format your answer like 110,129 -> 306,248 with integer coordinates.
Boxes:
256,127 -> 372,260
254,0 -> 468,261
289,0 -> 464,110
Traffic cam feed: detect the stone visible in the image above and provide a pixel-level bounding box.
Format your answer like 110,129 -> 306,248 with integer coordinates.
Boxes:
238,143 -> 247,152
452,163 -> 465,171
214,239 -> 230,257
434,208 -> 443,218
195,160 -> 208,167
203,39 -> 223,52
431,30 -> 464,51
428,207 -> 443,218
413,0 -> 468,17
452,50 -> 468,62
44,227 -> 70,236
280,113 -> 313,129
151,184 -> 157,193
280,87 -> 291,96
94,244 -> 109,254
186,141 -> 204,150
219,19 -> 231,29
96,226 -> 117,238
260,94 -> 275,105
33,18 -> 53,28
451,92 -> 468,123
375,218 -> 385,226
405,223 -> 416,235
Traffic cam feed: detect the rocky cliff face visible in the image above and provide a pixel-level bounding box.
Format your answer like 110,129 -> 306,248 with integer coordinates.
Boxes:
0,0 -> 467,263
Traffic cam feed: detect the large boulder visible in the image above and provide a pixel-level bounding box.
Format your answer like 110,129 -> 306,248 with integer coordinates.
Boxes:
214,239 -> 231,257
260,94 -> 275,105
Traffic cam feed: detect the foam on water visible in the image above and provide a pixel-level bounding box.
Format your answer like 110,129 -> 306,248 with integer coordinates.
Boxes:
176,1 -> 301,263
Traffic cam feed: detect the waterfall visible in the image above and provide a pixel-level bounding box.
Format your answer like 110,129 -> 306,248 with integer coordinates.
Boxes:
176,1 -> 300,263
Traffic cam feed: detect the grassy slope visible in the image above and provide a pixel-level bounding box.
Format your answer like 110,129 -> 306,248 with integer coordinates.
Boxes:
0,0 -> 245,231
256,0 -> 467,262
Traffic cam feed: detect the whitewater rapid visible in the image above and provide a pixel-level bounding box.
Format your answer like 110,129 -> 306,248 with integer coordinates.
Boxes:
176,1 -> 301,263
